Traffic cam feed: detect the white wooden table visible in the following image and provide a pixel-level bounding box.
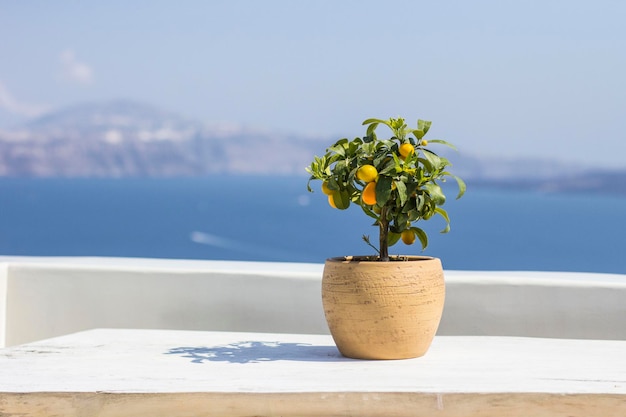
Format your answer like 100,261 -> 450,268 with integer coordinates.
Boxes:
1,329 -> 625,416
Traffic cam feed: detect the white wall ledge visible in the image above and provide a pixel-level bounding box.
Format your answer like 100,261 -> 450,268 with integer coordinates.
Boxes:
1,256 -> 625,347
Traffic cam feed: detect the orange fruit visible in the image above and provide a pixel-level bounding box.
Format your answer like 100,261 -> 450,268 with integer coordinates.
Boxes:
328,194 -> 337,208
321,182 -> 333,195
356,165 -> 378,182
401,229 -> 416,245
421,140 -> 428,146
362,182 -> 377,205
399,143 -> 415,159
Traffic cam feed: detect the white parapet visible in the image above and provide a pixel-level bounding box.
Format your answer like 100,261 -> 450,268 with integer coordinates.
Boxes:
438,270 -> 626,340
0,256 -> 625,347
0,262 -> 7,348
0,257 -> 328,347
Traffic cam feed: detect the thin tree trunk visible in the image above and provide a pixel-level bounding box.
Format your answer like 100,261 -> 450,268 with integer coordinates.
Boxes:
379,206 -> 390,261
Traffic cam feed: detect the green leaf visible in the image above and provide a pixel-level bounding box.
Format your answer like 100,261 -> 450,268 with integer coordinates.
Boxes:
331,190 -> 351,210
423,149 -> 444,170
391,153 -> 403,172
401,196 -> 415,213
428,139 -> 458,151
413,227 -> 428,250
407,209 -> 420,221
366,123 -> 379,137
375,176 -> 392,206
414,192 -> 425,211
328,143 -> 346,157
306,176 -> 315,192
387,231 -> 401,247
363,133 -> 375,143
374,153 -> 394,168
395,212 -> 409,230
379,164 -> 397,176
423,182 -> 446,205
360,204 -> 380,220
362,118 -> 389,126
404,181 -> 418,196
411,129 -> 425,140
395,180 -> 407,206
350,136 -> 363,147
327,177 -> 341,191
434,207 -> 451,233
439,155 -> 451,168
453,175 -> 466,199
417,156 -> 433,172
417,119 -> 432,135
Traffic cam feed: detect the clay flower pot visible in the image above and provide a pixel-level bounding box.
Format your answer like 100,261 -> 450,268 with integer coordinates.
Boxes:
322,256 -> 445,360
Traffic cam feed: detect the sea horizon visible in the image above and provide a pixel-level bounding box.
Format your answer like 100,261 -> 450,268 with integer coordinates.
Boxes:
1,176 -> 625,275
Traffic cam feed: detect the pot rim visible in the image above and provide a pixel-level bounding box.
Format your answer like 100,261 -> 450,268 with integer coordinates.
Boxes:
326,255 -> 437,263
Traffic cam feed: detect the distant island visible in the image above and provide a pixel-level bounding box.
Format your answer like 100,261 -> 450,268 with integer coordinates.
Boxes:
0,100 -> 624,195
0,100 -> 324,177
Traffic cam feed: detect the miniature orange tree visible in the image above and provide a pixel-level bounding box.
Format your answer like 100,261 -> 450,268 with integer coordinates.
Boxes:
306,117 -> 465,261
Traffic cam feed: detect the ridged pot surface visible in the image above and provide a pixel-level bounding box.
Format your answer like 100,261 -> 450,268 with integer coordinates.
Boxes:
322,256 -> 445,360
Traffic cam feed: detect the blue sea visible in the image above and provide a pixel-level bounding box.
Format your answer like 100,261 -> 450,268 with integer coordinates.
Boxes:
1,177 -> 625,274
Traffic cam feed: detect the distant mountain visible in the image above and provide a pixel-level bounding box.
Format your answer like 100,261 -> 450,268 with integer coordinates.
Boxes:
0,100 -> 327,177
0,100 -> 624,195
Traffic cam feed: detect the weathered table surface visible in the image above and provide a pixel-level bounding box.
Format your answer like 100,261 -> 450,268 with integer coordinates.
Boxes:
1,328 -> 625,416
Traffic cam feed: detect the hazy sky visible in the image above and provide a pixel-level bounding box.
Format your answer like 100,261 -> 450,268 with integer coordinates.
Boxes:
1,1 -> 625,167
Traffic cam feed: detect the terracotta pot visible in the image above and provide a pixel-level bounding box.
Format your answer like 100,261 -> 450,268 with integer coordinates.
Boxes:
322,256 -> 445,360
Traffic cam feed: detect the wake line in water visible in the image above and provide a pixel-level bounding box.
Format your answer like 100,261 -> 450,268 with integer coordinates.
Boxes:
189,231 -> 241,250
189,231 -> 299,261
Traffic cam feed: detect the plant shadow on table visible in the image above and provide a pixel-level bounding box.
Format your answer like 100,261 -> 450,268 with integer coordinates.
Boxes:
165,341 -> 352,364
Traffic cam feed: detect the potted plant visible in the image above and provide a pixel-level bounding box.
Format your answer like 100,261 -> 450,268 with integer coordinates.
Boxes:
306,116 -> 465,360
